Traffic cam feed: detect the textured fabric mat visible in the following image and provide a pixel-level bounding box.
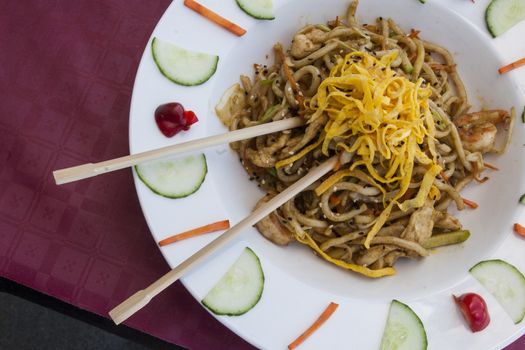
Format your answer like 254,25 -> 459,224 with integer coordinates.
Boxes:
0,1 -> 522,349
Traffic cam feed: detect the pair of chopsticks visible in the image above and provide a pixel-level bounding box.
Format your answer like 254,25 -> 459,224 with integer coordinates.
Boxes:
53,117 -> 340,325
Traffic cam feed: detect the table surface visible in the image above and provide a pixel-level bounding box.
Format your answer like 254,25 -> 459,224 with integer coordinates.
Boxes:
0,1 -> 523,349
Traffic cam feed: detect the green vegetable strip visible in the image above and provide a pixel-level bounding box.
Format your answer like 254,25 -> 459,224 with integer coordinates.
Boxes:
422,230 -> 470,249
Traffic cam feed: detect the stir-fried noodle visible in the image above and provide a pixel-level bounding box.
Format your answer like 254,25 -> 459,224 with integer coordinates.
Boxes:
216,0 -> 514,278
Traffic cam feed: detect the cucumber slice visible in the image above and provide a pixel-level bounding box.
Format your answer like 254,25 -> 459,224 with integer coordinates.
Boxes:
202,247 -> 264,316
519,193 -> 525,204
135,154 -> 207,199
151,37 -> 219,86
470,259 -> 525,324
380,300 -> 428,350
236,0 -> 275,20
418,0 -> 427,3
521,106 -> 525,123
485,0 -> 525,37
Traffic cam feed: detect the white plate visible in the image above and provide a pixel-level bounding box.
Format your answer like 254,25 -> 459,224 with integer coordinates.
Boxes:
129,0 -> 525,348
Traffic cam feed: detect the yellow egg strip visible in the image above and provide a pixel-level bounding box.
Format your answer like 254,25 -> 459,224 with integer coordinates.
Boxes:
275,136 -> 324,169
305,51 -> 442,247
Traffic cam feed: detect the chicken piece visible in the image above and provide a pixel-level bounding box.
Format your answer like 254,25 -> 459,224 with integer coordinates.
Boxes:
433,211 -> 462,231
400,201 -> 434,244
245,133 -> 290,168
454,110 -> 510,153
283,114 -> 327,154
383,250 -> 406,267
290,28 -> 326,59
354,245 -> 396,267
254,195 -> 294,245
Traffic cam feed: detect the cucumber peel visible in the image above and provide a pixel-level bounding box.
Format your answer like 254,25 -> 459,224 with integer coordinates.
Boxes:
135,154 -> 207,199
152,37 -> 218,86
485,0 -> 525,37
202,247 -> 265,316
236,0 -> 275,20
470,259 -> 525,324
380,300 -> 428,350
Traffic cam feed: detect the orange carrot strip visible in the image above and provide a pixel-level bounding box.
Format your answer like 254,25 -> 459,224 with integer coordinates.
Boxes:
439,170 -> 449,183
158,220 -> 230,246
498,57 -> 525,74
275,44 -> 305,115
462,198 -> 479,209
484,162 -> 499,171
329,195 -> 341,206
288,302 -> 339,350
183,0 -> 246,36
408,28 -> 421,39
474,175 -> 489,184
333,154 -> 342,171
429,63 -> 456,73
514,223 -> 525,237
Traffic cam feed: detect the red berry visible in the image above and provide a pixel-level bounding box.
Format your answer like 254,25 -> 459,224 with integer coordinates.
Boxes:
454,293 -> 490,332
183,110 -> 199,126
154,102 -> 198,137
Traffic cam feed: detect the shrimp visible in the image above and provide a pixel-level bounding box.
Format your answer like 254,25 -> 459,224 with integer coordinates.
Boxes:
453,110 -> 510,153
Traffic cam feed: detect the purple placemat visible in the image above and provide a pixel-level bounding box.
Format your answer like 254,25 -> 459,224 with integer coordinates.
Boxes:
0,1 -> 522,349
0,1 -> 252,349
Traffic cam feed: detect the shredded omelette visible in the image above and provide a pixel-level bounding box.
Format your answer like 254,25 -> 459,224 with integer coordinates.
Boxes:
278,51 -> 442,248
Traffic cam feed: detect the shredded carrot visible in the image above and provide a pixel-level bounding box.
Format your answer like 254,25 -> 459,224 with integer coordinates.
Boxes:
484,162 -> 499,171
288,302 -> 339,350
328,16 -> 341,29
474,175 -> 489,184
498,56 -> 525,74
333,154 -> 342,171
429,63 -> 456,73
158,220 -> 230,246
408,28 -> 420,39
329,194 -> 341,206
439,170 -> 449,183
462,198 -> 479,209
275,44 -> 305,115
183,0 -> 246,36
514,223 -> 525,237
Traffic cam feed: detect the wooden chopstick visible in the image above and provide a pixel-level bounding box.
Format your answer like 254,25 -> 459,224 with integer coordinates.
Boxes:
108,156 -> 338,325
53,117 -> 303,185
